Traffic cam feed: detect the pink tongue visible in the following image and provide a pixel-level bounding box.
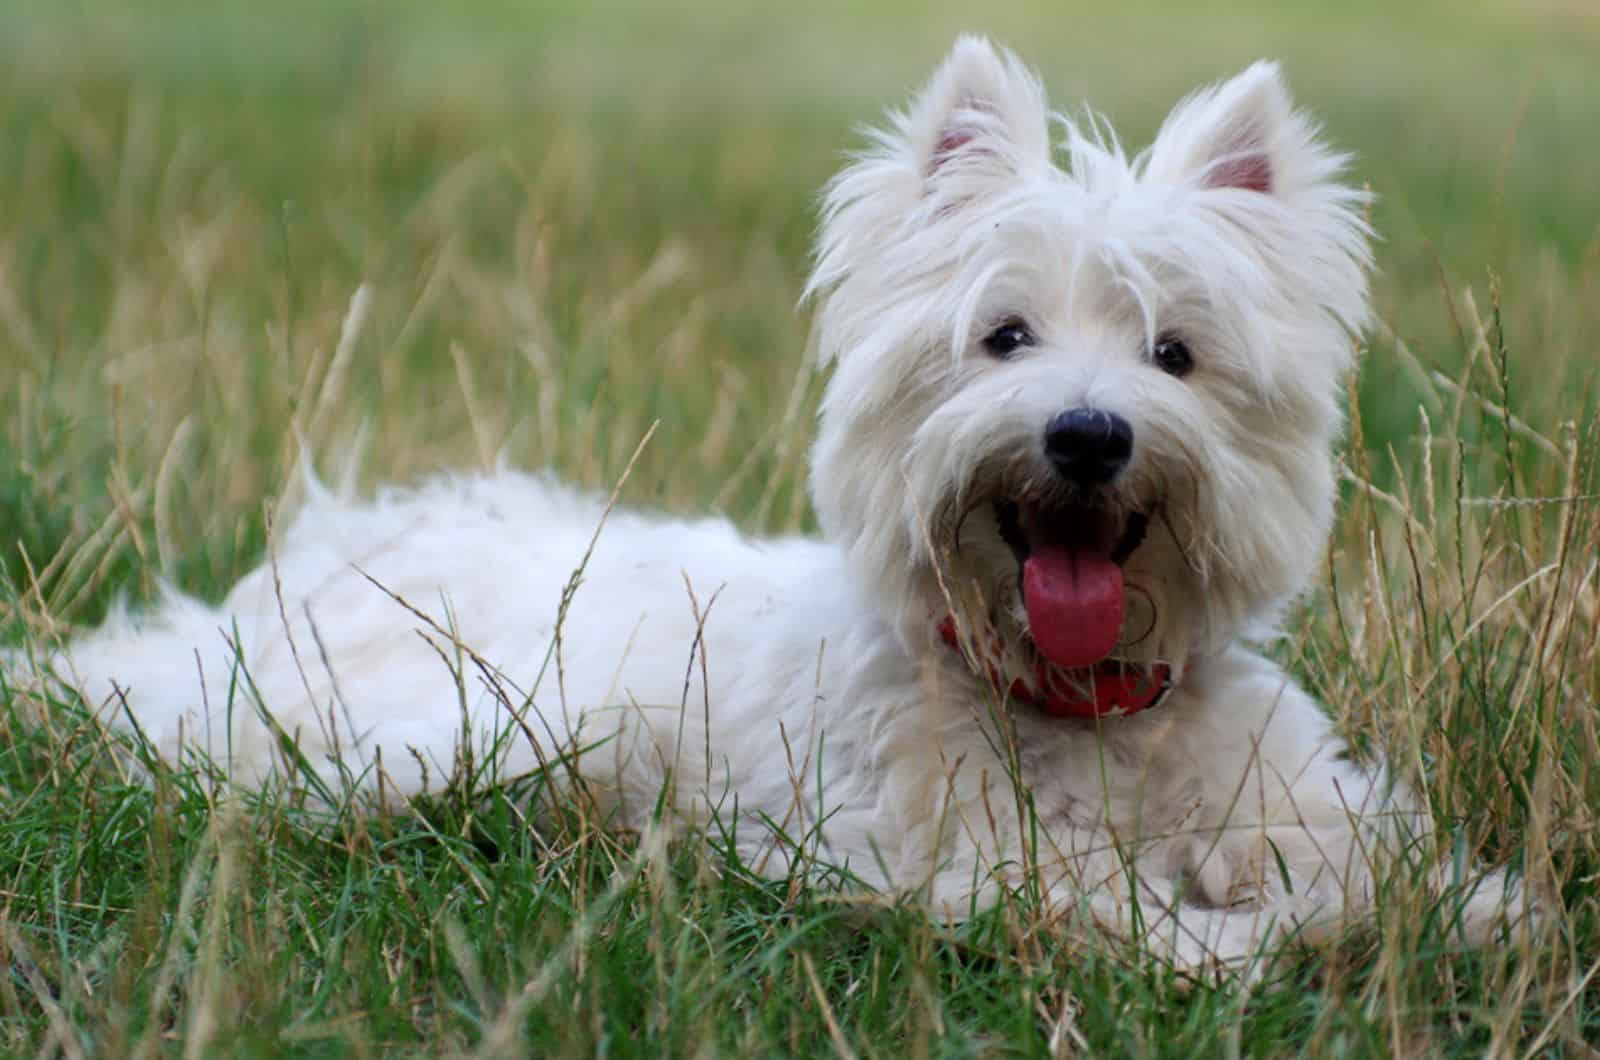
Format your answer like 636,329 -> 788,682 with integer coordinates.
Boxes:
1023,543 -> 1124,670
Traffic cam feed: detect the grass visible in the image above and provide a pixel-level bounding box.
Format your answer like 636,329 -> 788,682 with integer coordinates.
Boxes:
1,0 -> 1597,1054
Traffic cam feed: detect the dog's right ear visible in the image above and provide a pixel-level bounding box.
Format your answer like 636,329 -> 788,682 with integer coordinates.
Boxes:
904,36 -> 1053,190
806,38 -> 1050,360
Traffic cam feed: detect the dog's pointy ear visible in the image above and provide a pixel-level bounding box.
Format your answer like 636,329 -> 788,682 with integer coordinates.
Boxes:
806,37 -> 1051,313
905,36 -> 1052,190
1141,61 -> 1373,347
1143,61 -> 1326,198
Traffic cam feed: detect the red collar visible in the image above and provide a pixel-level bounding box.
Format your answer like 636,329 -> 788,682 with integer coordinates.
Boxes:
937,616 -> 1173,719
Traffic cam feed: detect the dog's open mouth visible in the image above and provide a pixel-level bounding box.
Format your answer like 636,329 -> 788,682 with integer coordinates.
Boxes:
994,499 -> 1148,671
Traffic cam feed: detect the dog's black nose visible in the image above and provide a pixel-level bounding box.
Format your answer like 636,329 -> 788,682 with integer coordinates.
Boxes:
1043,408 -> 1133,487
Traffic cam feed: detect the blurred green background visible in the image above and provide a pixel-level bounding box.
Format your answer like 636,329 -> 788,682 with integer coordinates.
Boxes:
0,0 -> 1594,612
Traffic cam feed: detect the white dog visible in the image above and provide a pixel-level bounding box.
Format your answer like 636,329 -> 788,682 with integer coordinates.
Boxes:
42,38 -> 1522,970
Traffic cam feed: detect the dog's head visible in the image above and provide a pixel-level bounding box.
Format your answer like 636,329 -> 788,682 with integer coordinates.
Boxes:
806,38 -> 1371,695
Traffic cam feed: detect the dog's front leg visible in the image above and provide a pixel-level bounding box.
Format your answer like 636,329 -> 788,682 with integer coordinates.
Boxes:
913,793 -> 1309,975
1155,648 -> 1533,948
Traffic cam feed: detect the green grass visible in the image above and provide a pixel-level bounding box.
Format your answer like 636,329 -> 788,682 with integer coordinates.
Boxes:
1,1 -> 1598,1054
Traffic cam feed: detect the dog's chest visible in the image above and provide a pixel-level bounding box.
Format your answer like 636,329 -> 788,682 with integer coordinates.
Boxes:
1010,712 -> 1188,827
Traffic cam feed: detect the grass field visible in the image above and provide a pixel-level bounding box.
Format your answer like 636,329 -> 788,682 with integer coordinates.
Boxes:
1,0 -> 1597,1055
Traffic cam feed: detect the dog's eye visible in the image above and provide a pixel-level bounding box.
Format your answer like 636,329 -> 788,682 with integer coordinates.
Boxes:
982,320 -> 1035,359
1151,334 -> 1194,378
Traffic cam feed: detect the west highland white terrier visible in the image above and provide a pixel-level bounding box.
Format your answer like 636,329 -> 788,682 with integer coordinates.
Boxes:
38,38 -> 1525,970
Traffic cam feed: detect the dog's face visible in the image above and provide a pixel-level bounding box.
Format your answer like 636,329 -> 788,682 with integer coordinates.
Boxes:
807,38 -> 1371,692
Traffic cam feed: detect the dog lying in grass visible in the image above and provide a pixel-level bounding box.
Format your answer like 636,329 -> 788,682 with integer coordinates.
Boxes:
40,37 -> 1528,972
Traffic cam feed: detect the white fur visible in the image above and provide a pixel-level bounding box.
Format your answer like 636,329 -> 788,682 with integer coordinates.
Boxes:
37,39 -> 1523,972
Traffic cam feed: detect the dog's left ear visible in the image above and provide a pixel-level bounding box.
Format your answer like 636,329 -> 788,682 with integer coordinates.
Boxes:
1141,61 -> 1372,338
1144,61 -> 1332,199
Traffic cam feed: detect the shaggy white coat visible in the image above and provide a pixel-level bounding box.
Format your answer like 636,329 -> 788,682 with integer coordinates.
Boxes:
44,38 -> 1521,970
